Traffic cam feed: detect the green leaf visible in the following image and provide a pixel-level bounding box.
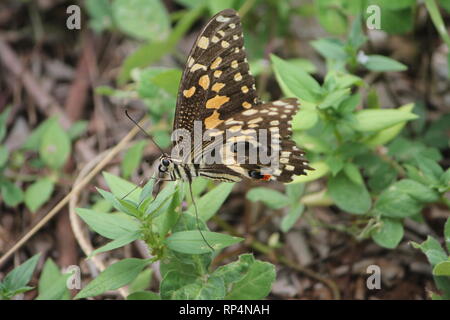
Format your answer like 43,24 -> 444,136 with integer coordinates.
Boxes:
413,155 -> 444,184
315,3 -> 348,35
24,177 -> 54,213
338,93 -> 360,114
0,107 -> 11,142
225,255 -> 276,299
189,182 -> 235,221
213,254 -> 254,285
67,120 -> 88,140
151,69 -> 182,96
325,154 -> 344,176
366,103 -> 415,147
291,108 -> 319,131
76,208 -> 140,240
246,187 -> 290,209
36,258 -> 70,300
85,0 -> 113,32
433,261 -> 450,276
271,54 -> 322,103
394,179 -> 440,203
348,16 -> 367,49
372,217 -> 404,249
127,291 -> 161,300
22,117 -> 58,151
2,253 -> 41,295
154,187 -> 183,237
371,0 -> 415,10
139,177 -> 155,204
1,180 -> 24,207
208,0 -> 236,14
103,172 -> 141,203
39,121 -> 71,169
129,269 -> 152,293
328,172 -> 371,214
145,182 -> 177,216
74,258 -> 149,299
165,231 -> 244,254
311,38 -> 347,61
374,188 -> 423,218
368,162 -> 397,192
190,177 -> 209,197
289,161 -> 329,184
90,231 -> 140,257
118,5 -> 204,84
411,236 -> 448,267
319,88 -> 351,110
280,203 -> 305,233
161,271 -> 225,300
445,217 -> 450,253
121,140 -> 147,179
378,6 -> 414,34
112,0 -> 170,41
343,162 -> 364,185
363,55 -> 407,72
293,132 -> 331,153
285,183 -> 305,203
352,108 -> 418,132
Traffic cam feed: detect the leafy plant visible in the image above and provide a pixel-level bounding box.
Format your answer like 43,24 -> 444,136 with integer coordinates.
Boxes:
412,217 -> 450,299
74,173 -> 275,300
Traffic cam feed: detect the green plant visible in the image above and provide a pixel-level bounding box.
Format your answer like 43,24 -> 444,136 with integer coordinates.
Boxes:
74,173 -> 275,299
0,108 -> 86,213
412,217 -> 450,299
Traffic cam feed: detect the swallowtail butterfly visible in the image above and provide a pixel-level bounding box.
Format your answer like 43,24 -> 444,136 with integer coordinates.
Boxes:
155,9 -> 313,184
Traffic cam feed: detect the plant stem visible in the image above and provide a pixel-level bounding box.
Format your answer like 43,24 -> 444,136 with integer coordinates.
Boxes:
425,0 -> 450,48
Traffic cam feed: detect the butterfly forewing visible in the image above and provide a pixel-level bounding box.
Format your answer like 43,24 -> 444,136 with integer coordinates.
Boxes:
174,9 -> 258,136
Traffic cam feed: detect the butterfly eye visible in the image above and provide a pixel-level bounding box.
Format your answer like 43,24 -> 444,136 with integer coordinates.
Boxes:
159,165 -> 168,173
161,159 -> 170,167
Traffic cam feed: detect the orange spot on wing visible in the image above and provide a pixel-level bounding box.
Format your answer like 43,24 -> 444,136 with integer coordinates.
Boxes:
204,110 -> 224,129
206,95 -> 230,109
262,174 -> 272,181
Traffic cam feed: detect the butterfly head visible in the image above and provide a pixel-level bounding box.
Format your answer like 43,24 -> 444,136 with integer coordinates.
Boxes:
158,154 -> 174,178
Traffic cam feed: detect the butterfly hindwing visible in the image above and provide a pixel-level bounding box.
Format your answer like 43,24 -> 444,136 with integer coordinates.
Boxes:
198,98 -> 311,183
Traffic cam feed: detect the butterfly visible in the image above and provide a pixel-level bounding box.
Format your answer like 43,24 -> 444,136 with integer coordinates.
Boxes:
155,9 -> 313,184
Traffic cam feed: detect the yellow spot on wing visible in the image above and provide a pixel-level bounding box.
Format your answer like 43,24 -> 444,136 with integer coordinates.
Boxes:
183,86 -> 196,98
242,101 -> 251,109
199,75 -> 210,90
197,36 -> 209,49
221,40 -> 230,48
241,85 -> 249,93
212,82 -> 225,92
214,70 -> 222,78
234,73 -> 242,81
211,57 -> 222,69
191,63 -> 207,72
231,60 -> 238,68
204,110 -> 223,129
187,56 -> 194,67
206,95 -> 230,109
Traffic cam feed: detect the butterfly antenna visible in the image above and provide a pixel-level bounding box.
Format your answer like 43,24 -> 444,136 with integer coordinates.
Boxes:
121,181 -> 143,201
188,182 -> 214,252
125,109 -> 166,155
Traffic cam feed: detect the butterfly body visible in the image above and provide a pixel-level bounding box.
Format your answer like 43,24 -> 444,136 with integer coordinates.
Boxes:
158,9 -> 312,183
